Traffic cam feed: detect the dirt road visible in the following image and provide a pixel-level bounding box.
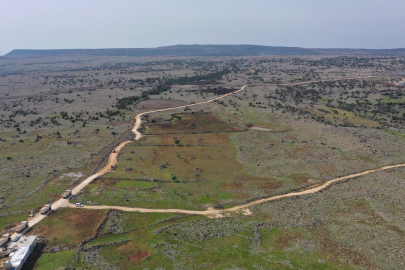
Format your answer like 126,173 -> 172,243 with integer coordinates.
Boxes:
65,163 -> 405,218
131,85 -> 247,138
13,140 -> 133,239
16,76 -> 405,237
67,204 -> 226,218
225,163 -> 405,213
13,85 -> 247,237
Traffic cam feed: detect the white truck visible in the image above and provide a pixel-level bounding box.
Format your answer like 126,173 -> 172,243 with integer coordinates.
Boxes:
0,234 -> 10,247
15,221 -> 28,233
62,190 -> 72,199
40,204 -> 51,215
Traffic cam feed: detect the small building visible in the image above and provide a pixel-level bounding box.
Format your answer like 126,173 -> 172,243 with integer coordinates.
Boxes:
1,235 -> 38,270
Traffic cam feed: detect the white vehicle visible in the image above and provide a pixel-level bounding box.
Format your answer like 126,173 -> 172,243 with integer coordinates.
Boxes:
15,221 -> 28,233
75,203 -> 84,207
62,189 -> 72,199
40,204 -> 51,215
0,234 -> 11,246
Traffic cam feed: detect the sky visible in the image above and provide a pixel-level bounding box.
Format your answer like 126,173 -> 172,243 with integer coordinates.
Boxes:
1,0 -> 404,55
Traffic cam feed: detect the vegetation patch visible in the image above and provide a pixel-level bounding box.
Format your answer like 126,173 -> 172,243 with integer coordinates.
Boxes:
144,113 -> 244,134
114,180 -> 155,189
77,130 -> 283,210
33,249 -> 77,270
134,99 -> 190,110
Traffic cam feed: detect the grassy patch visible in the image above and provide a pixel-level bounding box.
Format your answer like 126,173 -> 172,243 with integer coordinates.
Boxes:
311,104 -> 380,127
105,217 -> 346,269
33,249 -> 77,270
379,98 -> 404,103
115,180 -> 155,189
76,131 -> 282,210
318,98 -> 329,104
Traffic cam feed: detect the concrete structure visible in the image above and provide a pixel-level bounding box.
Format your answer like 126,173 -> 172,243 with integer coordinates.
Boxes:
0,235 -> 38,270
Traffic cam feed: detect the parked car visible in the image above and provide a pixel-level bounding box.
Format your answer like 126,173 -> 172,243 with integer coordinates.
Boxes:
13,236 -> 20,242
75,203 -> 84,207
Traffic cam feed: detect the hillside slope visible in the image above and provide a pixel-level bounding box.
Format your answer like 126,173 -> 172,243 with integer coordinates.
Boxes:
6,44 -> 405,57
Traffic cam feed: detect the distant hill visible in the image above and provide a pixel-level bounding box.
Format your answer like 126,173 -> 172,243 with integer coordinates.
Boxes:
5,45 -> 405,57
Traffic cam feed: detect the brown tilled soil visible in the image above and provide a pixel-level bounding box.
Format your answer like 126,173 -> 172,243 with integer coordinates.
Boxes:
221,183 -> 245,190
134,99 -> 189,110
260,182 -> 283,190
115,241 -> 153,266
130,250 -> 152,263
31,209 -> 106,246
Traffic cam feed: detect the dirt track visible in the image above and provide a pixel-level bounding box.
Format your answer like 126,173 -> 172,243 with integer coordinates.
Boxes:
17,76 -> 405,238
225,163 -> 405,213
14,140 -> 133,239
16,85 -> 248,236
131,85 -> 247,138
65,163 -> 405,218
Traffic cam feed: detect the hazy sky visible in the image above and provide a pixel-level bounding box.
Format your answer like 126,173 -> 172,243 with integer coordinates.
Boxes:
1,0 -> 404,55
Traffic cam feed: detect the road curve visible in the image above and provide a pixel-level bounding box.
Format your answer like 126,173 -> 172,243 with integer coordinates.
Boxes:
131,85 -> 247,138
11,140 -> 134,240
18,85 -> 248,235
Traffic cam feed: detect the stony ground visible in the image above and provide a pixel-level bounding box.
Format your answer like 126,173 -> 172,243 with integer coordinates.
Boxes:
1,55 -> 405,269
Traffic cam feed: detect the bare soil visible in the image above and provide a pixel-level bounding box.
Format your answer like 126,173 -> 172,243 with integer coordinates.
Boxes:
260,182 -> 283,190
31,209 -> 105,246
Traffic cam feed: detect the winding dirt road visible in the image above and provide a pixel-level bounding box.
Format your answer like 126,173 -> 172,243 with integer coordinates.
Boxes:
16,85 -> 248,235
15,75 -> 405,237
17,140 -> 133,238
131,85 -> 247,138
